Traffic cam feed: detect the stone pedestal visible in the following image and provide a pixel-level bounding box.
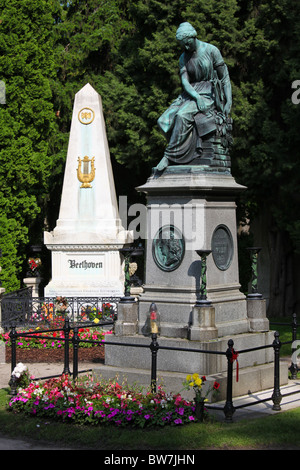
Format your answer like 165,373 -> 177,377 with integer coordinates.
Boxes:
23,277 -> 41,298
136,167 -> 249,338
188,305 -> 218,341
247,297 -> 269,332
114,301 -> 139,336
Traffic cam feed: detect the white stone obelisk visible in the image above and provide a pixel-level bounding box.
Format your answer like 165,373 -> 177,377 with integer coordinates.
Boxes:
44,83 -> 132,297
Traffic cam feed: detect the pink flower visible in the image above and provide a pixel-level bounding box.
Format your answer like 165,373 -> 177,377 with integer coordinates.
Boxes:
174,418 -> 183,424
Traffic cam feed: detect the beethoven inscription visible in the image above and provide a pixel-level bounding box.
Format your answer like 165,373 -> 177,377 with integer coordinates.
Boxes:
68,259 -> 103,270
211,225 -> 233,271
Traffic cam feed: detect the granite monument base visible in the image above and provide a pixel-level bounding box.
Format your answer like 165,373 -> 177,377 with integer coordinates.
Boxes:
93,359 -> 288,402
136,167 -> 250,338
94,290 -> 286,401
96,328 -> 288,401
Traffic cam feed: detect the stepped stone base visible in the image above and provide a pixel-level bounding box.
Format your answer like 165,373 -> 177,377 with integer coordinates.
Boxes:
93,361 -> 288,402
104,331 -> 276,374
95,328 -> 289,401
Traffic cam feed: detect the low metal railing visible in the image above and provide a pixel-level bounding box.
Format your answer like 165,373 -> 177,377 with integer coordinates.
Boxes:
7,314 -> 300,423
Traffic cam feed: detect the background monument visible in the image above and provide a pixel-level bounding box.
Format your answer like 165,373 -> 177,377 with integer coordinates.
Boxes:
101,23 -> 287,398
44,83 -> 132,297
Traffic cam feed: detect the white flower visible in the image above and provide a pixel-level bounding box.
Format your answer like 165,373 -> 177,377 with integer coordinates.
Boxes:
11,362 -> 28,379
12,362 -> 28,378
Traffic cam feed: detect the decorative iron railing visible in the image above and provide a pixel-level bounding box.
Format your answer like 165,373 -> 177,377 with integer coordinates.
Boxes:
1,291 -> 119,329
7,316 -> 300,423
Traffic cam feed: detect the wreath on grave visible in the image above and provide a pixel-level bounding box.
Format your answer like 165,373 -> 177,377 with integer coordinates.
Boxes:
54,296 -> 69,314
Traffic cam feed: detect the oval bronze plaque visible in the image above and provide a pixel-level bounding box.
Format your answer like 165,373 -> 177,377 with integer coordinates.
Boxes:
152,225 -> 185,272
211,224 -> 233,271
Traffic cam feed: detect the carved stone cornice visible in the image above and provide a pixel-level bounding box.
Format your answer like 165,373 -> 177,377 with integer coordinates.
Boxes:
44,244 -> 124,251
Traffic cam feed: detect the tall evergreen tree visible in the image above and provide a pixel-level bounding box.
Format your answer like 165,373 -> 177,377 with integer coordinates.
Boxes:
0,0 -> 58,290
231,0 -> 300,315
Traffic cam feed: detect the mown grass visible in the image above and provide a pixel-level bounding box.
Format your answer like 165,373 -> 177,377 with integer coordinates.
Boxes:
268,317 -> 297,358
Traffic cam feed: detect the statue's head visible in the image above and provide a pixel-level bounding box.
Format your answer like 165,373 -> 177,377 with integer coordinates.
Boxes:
176,22 -> 197,41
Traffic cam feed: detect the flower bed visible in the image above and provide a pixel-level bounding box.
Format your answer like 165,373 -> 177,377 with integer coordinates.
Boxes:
9,373 -> 198,428
5,345 -> 105,363
1,325 -> 110,363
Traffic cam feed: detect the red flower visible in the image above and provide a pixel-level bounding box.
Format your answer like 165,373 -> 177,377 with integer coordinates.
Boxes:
213,381 -> 220,390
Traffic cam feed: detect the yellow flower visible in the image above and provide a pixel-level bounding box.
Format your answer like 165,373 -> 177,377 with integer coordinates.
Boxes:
192,373 -> 199,381
186,374 -> 192,381
195,378 -> 202,387
93,318 -> 100,324
189,381 -> 195,387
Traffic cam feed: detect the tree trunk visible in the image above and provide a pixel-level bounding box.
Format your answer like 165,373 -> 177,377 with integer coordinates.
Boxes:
267,229 -> 295,317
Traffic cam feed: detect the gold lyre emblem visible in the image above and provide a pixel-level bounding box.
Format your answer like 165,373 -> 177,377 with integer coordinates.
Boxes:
77,155 -> 95,188
78,107 -> 95,125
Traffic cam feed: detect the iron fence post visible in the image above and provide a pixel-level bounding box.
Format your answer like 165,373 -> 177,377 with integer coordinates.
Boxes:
150,333 -> 159,393
72,326 -> 79,381
289,313 -> 298,379
9,322 -> 17,373
223,339 -> 235,422
9,322 -> 18,395
63,317 -> 71,375
272,331 -> 282,410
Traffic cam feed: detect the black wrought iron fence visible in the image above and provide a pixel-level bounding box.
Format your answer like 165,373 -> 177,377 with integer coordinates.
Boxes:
270,313 -> 299,379
7,314 -> 300,423
1,293 -> 119,329
1,287 -> 33,328
8,317 -> 114,387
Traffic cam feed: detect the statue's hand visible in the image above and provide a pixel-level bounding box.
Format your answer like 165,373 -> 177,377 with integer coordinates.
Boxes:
223,101 -> 231,116
196,96 -> 207,113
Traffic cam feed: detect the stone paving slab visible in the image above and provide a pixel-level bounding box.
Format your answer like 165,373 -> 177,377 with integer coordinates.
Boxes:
0,361 -> 95,389
207,379 -> 300,422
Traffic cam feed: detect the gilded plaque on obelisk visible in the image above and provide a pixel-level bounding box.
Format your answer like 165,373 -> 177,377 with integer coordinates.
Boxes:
77,155 -> 95,188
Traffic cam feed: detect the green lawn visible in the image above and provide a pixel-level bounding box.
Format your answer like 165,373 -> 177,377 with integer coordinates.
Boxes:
269,316 -> 298,358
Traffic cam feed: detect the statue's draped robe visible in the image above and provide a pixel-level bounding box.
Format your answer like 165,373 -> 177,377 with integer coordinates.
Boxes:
157,41 -> 226,164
